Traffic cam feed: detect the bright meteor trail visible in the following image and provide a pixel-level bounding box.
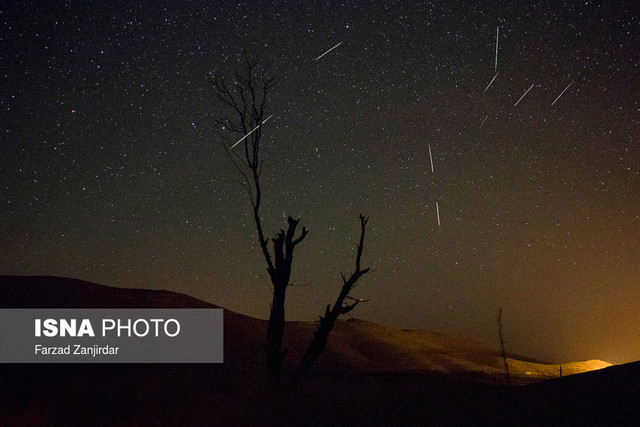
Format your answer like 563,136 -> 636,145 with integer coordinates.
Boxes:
229,115 -> 273,149
495,27 -> 499,71
514,83 -> 534,106
314,41 -> 343,61
428,143 -> 434,173
483,72 -> 499,94
551,81 -> 574,105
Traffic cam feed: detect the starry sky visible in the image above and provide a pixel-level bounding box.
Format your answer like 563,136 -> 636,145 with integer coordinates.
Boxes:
1,1 -> 638,365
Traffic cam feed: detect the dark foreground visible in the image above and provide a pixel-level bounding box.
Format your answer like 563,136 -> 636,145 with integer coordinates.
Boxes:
0,362 -> 639,426
0,275 -> 638,425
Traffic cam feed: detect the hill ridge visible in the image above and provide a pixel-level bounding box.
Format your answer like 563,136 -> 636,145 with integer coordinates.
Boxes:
0,275 -> 611,383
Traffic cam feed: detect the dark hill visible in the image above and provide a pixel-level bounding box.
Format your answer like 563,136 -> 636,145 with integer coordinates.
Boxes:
511,359 -> 640,425
0,275 -> 637,425
0,275 -> 217,308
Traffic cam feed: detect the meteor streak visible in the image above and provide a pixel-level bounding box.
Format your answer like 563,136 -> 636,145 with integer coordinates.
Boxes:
495,27 -> 499,71
514,83 -> 534,106
483,72 -> 499,94
314,41 -> 343,61
551,81 -> 574,105
480,115 -> 489,128
229,115 -> 273,149
436,202 -> 441,227
428,143 -> 434,173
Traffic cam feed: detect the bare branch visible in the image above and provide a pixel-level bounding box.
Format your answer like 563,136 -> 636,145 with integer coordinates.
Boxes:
292,226 -> 308,247
298,215 -> 371,374
345,295 -> 370,303
355,214 -> 369,272
340,301 -> 359,314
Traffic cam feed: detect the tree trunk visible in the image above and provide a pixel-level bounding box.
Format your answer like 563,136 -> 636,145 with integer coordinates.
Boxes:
264,282 -> 287,381
262,218 -> 306,382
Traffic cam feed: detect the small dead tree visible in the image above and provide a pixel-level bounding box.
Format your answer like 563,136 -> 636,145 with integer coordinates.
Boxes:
211,57 -> 370,383
497,306 -> 511,386
299,215 -> 370,374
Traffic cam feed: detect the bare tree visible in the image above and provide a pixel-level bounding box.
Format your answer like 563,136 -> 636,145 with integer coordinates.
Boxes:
299,214 -> 370,374
211,57 -> 370,383
497,306 -> 511,386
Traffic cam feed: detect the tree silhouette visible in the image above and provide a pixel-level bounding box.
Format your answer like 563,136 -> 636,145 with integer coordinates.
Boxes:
497,306 -> 511,386
299,214 -> 370,374
210,56 -> 370,383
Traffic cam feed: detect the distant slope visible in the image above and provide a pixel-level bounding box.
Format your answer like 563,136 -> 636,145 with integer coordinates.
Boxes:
283,318 -> 611,383
0,275 -> 218,308
505,360 -> 640,425
1,275 -> 635,425
0,275 -> 610,383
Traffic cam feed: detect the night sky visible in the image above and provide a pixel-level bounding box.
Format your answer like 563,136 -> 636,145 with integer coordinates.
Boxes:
2,1 -> 638,365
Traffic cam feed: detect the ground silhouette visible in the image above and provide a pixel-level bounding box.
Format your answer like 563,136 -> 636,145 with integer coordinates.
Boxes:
0,275 -> 637,425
